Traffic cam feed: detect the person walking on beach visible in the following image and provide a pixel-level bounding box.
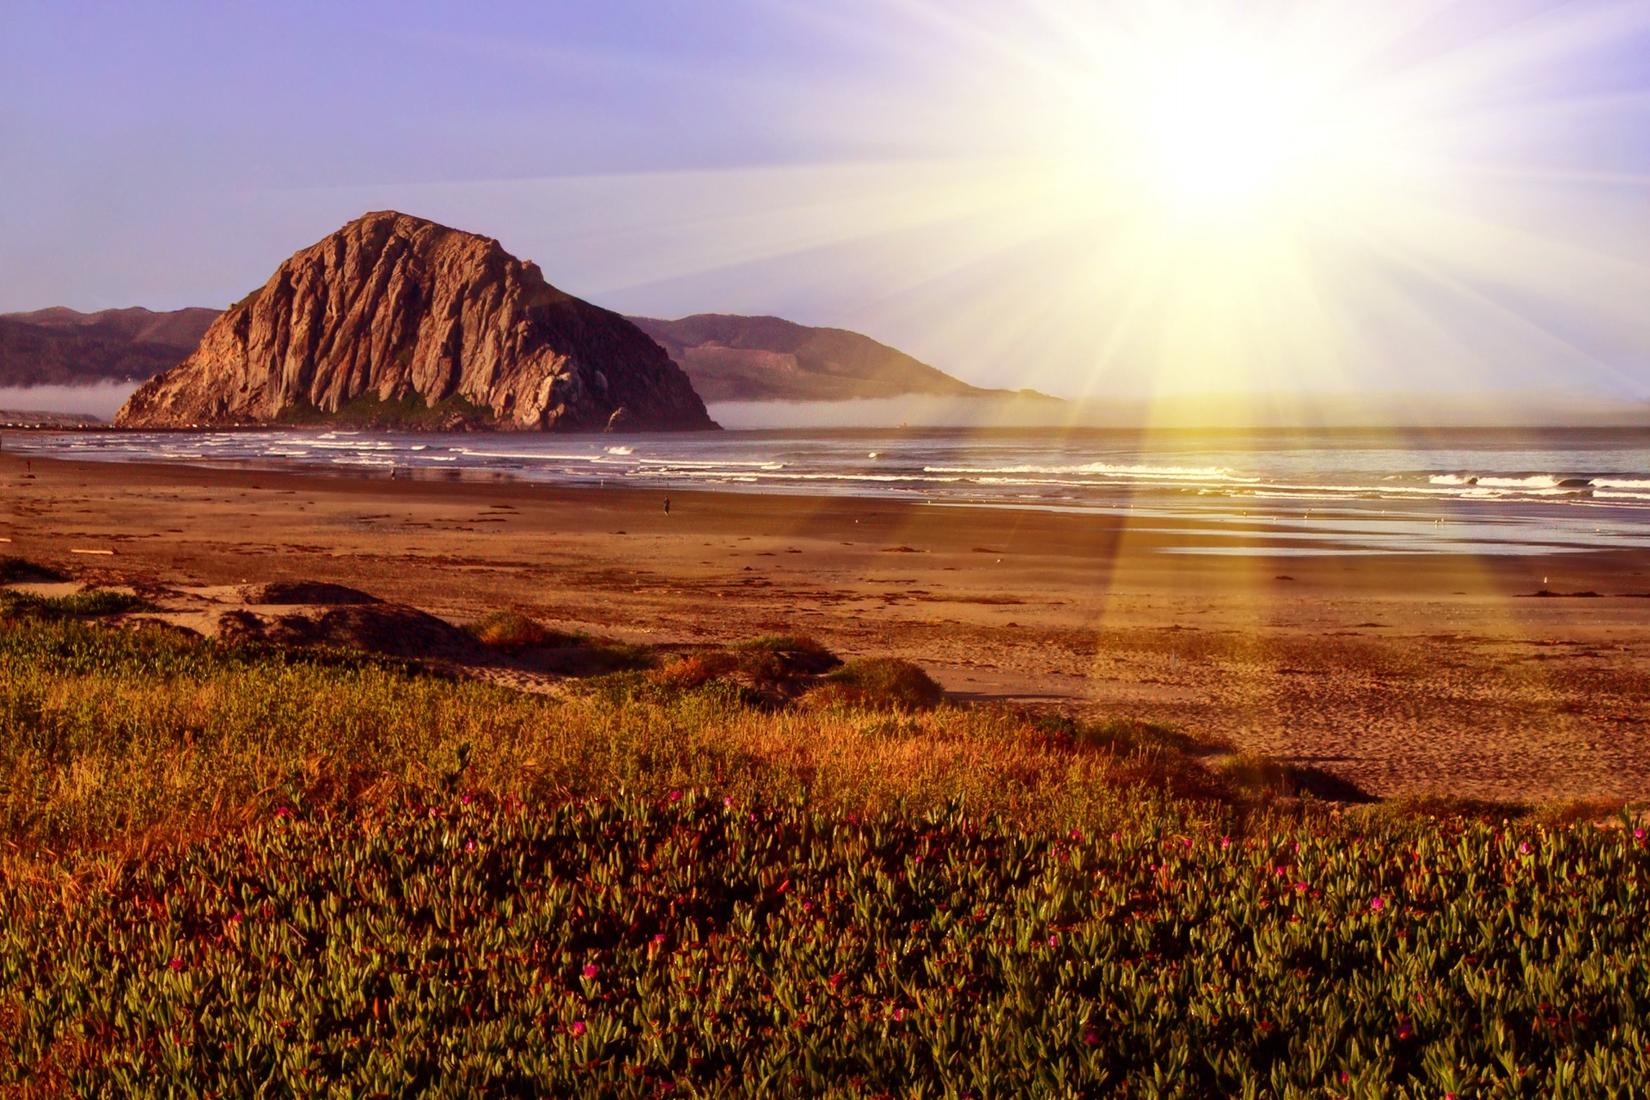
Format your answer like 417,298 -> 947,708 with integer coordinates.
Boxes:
663,495 -> 671,516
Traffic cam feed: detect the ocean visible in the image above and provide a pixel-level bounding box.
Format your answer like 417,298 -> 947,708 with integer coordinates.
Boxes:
9,426 -> 1650,557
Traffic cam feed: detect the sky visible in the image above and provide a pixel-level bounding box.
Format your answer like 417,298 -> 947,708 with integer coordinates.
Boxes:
5,0 -> 1650,405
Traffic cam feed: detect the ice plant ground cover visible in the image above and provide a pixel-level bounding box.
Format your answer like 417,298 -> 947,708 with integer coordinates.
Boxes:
2,610 -> 1648,1095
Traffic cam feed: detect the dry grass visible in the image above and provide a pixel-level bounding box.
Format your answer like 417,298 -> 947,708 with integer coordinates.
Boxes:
0,619 -> 1222,874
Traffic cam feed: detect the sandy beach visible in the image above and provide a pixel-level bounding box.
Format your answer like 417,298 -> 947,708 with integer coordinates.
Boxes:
5,447 -> 1648,802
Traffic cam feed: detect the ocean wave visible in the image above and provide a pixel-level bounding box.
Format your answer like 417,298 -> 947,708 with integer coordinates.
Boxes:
1429,473 -> 1596,490
451,449 -> 613,463
636,458 -> 784,470
924,462 -> 1259,482
605,445 -> 634,455
630,468 -> 961,484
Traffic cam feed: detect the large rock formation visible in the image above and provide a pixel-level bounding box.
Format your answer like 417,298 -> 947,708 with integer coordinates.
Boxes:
116,212 -> 716,431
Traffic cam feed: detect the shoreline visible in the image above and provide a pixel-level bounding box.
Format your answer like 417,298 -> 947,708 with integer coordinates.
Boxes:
5,449 -> 1650,801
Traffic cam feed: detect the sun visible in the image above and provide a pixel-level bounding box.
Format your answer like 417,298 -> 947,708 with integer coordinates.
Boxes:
1140,46 -> 1314,221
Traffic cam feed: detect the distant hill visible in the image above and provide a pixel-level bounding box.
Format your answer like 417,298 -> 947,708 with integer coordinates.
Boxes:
0,306 -> 216,387
629,314 -> 1039,403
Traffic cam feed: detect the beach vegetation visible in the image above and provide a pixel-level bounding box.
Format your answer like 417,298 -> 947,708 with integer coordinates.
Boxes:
813,656 -> 945,710
0,556 -> 68,584
3,614 -> 1648,1094
0,588 -> 148,621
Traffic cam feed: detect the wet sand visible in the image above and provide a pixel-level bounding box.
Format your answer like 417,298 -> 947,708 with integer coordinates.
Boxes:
4,450 -> 1649,802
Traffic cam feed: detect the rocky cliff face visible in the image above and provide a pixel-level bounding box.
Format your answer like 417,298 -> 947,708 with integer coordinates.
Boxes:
116,212 -> 716,431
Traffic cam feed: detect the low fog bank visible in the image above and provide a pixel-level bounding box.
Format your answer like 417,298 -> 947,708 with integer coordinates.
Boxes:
711,391 -> 1650,430
0,381 -> 138,419
708,396 -> 1072,430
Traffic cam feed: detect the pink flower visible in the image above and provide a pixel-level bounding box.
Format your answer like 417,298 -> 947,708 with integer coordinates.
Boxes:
273,806 -> 291,819
569,1020 -> 587,1037
582,963 -> 599,980
166,956 -> 184,972
1396,1021 -> 1414,1041
1634,828 -> 1644,840
464,839 -> 476,853
1083,1028 -> 1100,1046
1047,933 -> 1059,948
1370,897 -> 1385,911
669,790 -> 683,803
892,1007 -> 907,1022
1220,836 -> 1231,850
1519,841 -> 1532,855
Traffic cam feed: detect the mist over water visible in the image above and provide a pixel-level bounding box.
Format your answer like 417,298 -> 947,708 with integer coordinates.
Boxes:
706,397 -> 1074,430
0,382 -> 137,419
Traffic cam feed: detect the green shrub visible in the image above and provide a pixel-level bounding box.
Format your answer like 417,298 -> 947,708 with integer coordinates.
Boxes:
816,657 -> 944,710
469,609 -> 578,650
0,589 -> 147,621
0,557 -> 67,584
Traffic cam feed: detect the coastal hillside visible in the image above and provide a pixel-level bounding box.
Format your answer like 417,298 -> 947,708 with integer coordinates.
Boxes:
6,304 -> 1033,411
630,313 -> 1037,402
116,212 -> 717,432
0,307 -> 215,387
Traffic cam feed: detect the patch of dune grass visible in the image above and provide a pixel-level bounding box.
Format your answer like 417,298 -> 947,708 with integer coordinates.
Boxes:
469,609 -> 579,650
814,657 -> 945,710
0,557 -> 68,584
0,589 -> 148,621
468,610 -> 655,673
0,619 -> 1172,859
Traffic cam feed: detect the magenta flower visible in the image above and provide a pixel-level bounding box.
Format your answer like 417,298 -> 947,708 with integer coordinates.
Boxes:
582,963 -> 599,980
1519,841 -> 1532,855
669,789 -> 683,803
273,806 -> 291,819
1396,1021 -> 1414,1041
1047,933 -> 1059,948
570,1020 -> 587,1037
166,956 -> 184,972
1370,897 -> 1385,911
1083,1028 -> 1100,1046
1220,836 -> 1231,850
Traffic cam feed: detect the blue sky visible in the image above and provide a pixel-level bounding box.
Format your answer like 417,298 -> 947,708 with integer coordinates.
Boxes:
5,0 -> 1650,401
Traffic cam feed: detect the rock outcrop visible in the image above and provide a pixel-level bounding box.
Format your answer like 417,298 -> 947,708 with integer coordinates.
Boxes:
116,212 -> 716,431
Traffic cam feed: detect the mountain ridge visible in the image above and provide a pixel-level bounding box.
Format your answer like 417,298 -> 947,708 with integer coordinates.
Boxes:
628,313 -> 1043,403
0,306 -> 216,387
